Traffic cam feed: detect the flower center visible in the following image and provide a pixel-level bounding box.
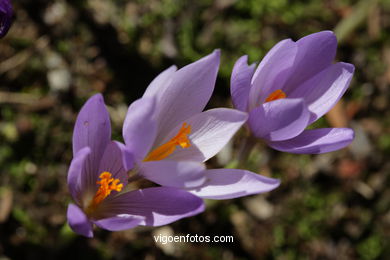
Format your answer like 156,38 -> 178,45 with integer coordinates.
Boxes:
265,89 -> 286,103
88,172 -> 123,211
144,122 -> 191,161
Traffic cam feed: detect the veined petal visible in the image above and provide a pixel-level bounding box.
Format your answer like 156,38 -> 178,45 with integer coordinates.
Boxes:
248,98 -> 310,141
163,108 -> 248,162
284,31 -> 338,93
72,94 -> 111,175
188,169 -> 280,200
98,141 -> 133,185
248,39 -> 298,109
67,203 -> 93,238
151,50 -> 220,141
67,147 -> 91,203
123,97 -> 157,160
139,160 -> 206,188
94,215 -> 144,231
143,65 -> 178,98
99,187 -> 205,226
289,62 -> 355,124
268,128 -> 354,154
231,55 -> 256,111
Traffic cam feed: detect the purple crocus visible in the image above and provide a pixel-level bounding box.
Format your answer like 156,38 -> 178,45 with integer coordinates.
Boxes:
67,94 -> 204,237
123,50 -> 280,199
231,31 -> 355,154
0,0 -> 12,38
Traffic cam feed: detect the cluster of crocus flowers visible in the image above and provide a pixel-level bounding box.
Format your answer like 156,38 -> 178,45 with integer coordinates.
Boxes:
231,31 -> 355,153
0,0 -> 12,38
67,31 -> 355,237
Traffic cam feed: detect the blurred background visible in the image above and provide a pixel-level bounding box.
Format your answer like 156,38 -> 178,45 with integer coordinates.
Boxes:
0,0 -> 389,259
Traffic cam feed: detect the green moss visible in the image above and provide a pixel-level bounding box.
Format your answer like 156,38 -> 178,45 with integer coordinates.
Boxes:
357,235 -> 383,260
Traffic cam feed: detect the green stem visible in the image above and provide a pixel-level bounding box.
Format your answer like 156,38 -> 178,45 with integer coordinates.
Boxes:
237,134 -> 257,168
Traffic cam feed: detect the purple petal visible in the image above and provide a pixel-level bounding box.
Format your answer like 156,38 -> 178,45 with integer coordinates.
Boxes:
139,160 -> 206,188
99,187 -> 205,226
0,0 -> 13,38
123,97 -> 157,160
289,62 -> 355,124
94,215 -> 144,231
143,65 -> 178,98
231,55 -> 256,111
72,94 -> 111,175
248,39 -> 298,109
188,169 -> 280,199
162,108 -> 247,162
268,128 -> 354,154
98,141 -> 133,185
67,203 -> 93,238
248,98 -> 310,141
284,31 -> 338,93
67,147 -> 91,203
150,50 -> 220,142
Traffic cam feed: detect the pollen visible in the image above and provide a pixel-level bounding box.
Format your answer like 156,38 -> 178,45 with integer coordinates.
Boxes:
144,122 -> 191,161
89,172 -> 123,209
265,89 -> 286,103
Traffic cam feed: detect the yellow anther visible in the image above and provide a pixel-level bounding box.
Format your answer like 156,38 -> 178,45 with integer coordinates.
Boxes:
144,122 -> 191,161
89,172 -> 123,209
265,89 -> 287,103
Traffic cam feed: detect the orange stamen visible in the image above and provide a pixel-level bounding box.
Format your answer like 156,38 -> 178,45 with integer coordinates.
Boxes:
89,172 -> 123,209
265,89 -> 286,103
144,122 -> 191,161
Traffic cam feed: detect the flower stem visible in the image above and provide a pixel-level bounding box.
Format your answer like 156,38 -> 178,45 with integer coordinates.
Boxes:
237,134 -> 257,168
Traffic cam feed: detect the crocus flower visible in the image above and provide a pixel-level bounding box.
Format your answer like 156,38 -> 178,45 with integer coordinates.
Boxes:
231,31 -> 355,154
67,94 -> 204,237
0,0 -> 12,38
123,50 -> 280,199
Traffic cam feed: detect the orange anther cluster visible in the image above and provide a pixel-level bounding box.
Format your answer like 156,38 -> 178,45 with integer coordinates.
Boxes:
171,122 -> 191,148
90,172 -> 123,208
144,122 -> 191,161
265,89 -> 287,103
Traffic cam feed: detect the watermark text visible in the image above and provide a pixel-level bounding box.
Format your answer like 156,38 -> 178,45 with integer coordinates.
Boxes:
153,234 -> 234,244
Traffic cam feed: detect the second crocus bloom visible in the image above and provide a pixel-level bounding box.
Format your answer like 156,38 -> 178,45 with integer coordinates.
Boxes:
231,31 -> 355,154
123,50 -> 280,199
